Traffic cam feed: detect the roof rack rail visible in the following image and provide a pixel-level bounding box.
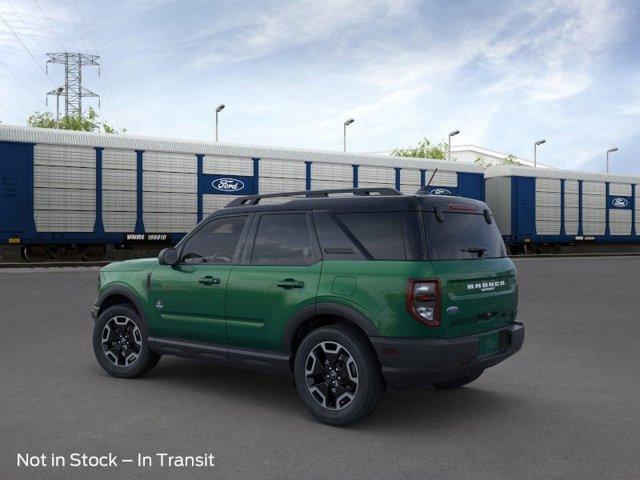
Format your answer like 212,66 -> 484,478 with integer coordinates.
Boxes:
225,187 -> 402,207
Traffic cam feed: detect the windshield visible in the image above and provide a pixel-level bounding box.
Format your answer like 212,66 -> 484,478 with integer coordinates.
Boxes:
423,211 -> 507,260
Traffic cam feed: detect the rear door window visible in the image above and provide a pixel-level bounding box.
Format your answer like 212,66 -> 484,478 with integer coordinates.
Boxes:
313,212 -> 366,260
337,212 -> 406,260
423,211 -> 507,260
251,213 -> 315,265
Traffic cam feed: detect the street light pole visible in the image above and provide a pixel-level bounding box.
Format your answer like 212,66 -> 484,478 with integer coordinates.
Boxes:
448,130 -> 460,161
534,139 -> 546,167
215,104 -> 225,142
343,118 -> 354,152
606,147 -> 618,173
55,87 -> 64,128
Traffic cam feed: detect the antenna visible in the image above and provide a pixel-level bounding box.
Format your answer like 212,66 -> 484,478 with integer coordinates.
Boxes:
425,168 -> 438,189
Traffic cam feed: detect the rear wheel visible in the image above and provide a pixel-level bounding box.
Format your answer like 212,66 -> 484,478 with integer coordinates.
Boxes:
93,305 -> 160,378
294,325 -> 385,426
434,370 -> 484,389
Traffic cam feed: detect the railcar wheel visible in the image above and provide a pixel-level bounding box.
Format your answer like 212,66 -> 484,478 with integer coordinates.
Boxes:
22,245 -> 50,263
57,245 -> 79,261
80,244 -> 107,261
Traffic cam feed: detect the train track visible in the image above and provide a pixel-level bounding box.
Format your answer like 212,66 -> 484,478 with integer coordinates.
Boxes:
0,261 -> 110,269
513,252 -> 640,259
2,252 -> 640,268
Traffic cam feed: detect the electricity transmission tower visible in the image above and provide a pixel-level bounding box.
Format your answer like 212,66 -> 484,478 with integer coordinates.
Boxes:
46,53 -> 100,118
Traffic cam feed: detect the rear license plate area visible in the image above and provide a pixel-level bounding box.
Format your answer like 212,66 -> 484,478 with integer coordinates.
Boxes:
479,332 -> 500,356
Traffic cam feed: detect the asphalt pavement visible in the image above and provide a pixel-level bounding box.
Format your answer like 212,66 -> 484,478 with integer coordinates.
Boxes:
1,257 -> 639,479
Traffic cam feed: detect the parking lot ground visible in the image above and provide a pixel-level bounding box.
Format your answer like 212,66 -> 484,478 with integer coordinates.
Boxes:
1,257 -> 639,479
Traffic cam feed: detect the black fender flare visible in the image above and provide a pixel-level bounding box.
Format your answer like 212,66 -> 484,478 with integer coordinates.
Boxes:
281,302 -> 381,354
94,284 -> 147,321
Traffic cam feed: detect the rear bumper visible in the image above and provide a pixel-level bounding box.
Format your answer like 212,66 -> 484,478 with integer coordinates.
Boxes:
370,323 -> 524,390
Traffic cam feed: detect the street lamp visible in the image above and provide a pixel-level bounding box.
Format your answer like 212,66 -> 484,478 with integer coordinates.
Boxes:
54,87 -> 64,127
533,139 -> 546,167
606,147 -> 618,173
343,118 -> 355,152
215,104 -> 225,142
448,130 -> 460,161
46,86 -> 65,128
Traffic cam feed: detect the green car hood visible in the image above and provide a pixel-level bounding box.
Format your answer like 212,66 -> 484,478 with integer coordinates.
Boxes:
101,258 -> 158,272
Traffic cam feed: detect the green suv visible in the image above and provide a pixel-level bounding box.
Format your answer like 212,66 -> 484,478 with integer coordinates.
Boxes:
92,188 -> 524,426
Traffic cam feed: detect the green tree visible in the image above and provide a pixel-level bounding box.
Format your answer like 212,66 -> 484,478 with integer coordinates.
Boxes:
27,107 -> 125,133
474,153 -> 523,169
503,153 -> 521,165
392,138 -> 450,160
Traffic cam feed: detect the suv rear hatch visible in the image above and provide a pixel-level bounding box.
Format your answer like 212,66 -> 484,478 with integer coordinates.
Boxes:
422,202 -> 517,339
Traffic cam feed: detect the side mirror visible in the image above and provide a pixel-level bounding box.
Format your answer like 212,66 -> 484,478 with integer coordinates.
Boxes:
158,247 -> 178,266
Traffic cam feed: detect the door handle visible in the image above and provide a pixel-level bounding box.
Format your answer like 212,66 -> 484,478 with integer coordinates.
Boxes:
276,278 -> 305,289
198,276 -> 220,286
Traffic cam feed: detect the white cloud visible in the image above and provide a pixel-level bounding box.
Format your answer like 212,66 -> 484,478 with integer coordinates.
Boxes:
1,0 -> 638,173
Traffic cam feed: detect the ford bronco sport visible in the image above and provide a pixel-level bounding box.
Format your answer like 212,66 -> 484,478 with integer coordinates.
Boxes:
92,188 -> 524,426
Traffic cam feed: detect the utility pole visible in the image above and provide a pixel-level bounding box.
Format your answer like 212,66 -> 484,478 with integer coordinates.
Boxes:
46,87 -> 65,127
534,139 -> 546,167
46,53 -> 100,118
606,147 -> 618,173
215,104 -> 225,141
343,118 -> 355,152
448,130 -> 460,161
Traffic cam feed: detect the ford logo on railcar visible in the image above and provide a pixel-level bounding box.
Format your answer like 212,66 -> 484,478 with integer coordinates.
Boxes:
430,188 -> 452,195
212,178 -> 244,192
611,197 -> 628,208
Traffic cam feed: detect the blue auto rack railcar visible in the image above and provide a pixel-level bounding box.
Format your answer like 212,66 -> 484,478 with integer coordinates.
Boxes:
0,125 -> 485,261
485,165 -> 640,254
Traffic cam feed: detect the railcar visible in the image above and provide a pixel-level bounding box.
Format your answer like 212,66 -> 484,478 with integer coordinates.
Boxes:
0,125 -> 484,261
485,165 -> 640,254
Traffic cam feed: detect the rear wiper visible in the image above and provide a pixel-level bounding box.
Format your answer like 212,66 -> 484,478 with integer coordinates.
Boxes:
462,247 -> 486,258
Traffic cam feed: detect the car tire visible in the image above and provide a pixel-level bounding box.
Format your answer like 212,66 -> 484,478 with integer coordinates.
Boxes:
93,304 -> 160,379
294,324 -> 386,426
434,370 -> 484,389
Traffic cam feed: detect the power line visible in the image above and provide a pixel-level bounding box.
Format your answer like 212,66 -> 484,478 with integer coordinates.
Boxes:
69,0 -> 125,128
33,0 -> 66,52
71,0 -> 96,47
6,0 -> 47,52
0,102 -> 25,122
5,0 -> 65,85
0,12 -> 57,88
60,0 -> 90,52
0,56 -> 46,105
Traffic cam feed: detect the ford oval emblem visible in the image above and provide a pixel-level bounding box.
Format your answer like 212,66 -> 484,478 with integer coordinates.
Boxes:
212,177 -> 245,192
446,306 -> 459,315
611,197 -> 628,208
430,188 -> 452,195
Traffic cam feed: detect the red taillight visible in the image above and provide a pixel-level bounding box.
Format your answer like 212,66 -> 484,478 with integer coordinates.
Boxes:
448,203 -> 477,212
406,279 -> 441,327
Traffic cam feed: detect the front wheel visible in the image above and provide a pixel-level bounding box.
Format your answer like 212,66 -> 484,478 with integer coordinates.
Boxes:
294,325 -> 386,426
93,305 -> 160,378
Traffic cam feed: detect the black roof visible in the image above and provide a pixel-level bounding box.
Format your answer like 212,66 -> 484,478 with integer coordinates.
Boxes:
207,188 -> 488,218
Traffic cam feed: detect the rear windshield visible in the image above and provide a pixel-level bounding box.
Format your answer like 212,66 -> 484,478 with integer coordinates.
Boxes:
423,211 -> 507,260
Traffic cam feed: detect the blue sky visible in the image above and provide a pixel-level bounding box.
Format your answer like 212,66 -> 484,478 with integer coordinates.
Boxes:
1,0 -> 639,173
